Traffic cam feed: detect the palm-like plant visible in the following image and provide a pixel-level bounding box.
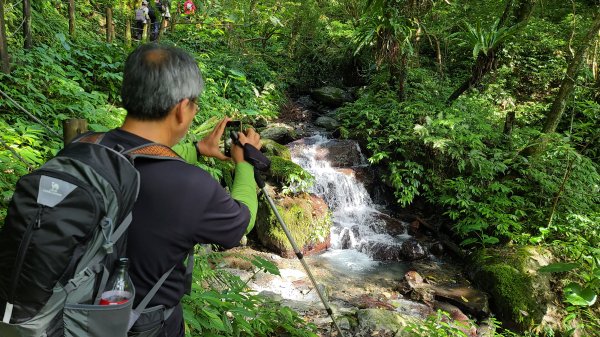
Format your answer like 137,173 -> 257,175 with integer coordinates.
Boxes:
353,0 -> 434,100
458,19 -> 518,60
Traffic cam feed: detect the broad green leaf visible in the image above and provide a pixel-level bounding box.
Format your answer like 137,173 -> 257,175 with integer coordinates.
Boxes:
538,263 -> 579,273
564,283 -> 597,306
460,238 -> 478,246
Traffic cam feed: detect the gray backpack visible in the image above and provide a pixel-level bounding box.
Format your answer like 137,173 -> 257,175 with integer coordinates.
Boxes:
135,8 -> 145,21
0,133 -> 192,337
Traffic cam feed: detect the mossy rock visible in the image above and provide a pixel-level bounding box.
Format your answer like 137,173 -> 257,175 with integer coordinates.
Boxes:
265,156 -> 313,193
356,309 -> 418,336
255,193 -> 331,257
260,139 -> 291,160
310,86 -> 353,107
468,246 -> 555,332
259,123 -> 298,144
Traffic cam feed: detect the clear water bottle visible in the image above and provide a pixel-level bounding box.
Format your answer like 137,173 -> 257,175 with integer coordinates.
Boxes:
99,258 -> 133,305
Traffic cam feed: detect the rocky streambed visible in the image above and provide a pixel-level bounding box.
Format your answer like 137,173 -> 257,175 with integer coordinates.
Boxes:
222,90 -> 566,336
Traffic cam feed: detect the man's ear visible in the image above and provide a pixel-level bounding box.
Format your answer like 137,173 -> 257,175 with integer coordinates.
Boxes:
173,99 -> 188,124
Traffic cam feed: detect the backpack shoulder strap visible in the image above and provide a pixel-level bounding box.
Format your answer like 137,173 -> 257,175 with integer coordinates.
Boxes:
72,131 -> 106,144
125,143 -> 185,162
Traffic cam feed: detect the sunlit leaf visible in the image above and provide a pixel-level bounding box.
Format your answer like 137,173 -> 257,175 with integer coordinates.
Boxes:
564,283 -> 597,306
538,262 -> 579,273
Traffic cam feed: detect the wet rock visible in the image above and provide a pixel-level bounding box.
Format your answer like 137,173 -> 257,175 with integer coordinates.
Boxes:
353,294 -> 396,310
315,139 -> 364,167
310,86 -> 353,107
404,270 -> 490,318
362,241 -> 403,261
400,239 -> 427,260
259,123 -> 299,144
314,116 -> 340,131
339,228 -> 352,249
351,225 -> 361,241
429,242 -> 445,256
373,212 -> 407,236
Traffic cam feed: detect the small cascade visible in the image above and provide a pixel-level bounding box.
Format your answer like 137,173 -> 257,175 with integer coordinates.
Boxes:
289,134 -> 420,273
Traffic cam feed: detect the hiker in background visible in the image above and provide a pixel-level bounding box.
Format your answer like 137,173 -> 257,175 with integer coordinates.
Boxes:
134,1 -> 150,40
182,0 -> 196,16
148,0 -> 159,41
157,0 -> 171,29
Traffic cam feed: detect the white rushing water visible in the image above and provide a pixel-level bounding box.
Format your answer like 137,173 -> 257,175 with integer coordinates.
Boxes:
290,134 -> 412,273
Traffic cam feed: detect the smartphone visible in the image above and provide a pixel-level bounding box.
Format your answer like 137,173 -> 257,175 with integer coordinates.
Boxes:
223,120 -> 242,156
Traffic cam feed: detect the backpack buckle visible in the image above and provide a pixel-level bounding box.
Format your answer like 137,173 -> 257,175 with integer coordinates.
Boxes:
100,217 -> 114,254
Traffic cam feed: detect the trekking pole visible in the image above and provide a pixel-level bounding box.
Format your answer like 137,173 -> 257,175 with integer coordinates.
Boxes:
233,133 -> 345,337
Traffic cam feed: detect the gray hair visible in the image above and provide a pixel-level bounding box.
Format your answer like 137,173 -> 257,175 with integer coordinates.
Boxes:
121,44 -> 204,121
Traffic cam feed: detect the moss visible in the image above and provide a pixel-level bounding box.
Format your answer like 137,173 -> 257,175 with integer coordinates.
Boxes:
470,247 -> 547,331
261,139 -> 291,160
257,195 -> 331,254
266,156 -> 313,193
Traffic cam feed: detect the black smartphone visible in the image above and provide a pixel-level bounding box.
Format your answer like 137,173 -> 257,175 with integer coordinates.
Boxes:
223,120 -> 242,156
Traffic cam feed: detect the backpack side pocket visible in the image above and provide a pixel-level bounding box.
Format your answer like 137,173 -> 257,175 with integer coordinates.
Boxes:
64,299 -> 134,337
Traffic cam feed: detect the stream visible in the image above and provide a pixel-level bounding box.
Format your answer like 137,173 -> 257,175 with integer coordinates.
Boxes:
226,123 -> 490,336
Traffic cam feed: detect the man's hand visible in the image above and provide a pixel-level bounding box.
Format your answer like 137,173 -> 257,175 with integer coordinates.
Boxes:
196,117 -> 231,161
231,127 -> 261,164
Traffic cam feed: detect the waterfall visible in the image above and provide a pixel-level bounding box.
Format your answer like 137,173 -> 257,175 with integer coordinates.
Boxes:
290,134 -> 414,273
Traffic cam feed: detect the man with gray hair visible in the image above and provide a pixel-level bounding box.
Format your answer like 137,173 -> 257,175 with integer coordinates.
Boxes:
101,43 -> 260,336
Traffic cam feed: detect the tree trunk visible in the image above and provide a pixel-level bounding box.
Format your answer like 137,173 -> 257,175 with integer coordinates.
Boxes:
106,6 -> 113,42
542,12 -> 600,134
593,39 -> 600,104
397,53 -> 408,101
125,18 -> 132,46
122,1 -> 131,46
68,0 -> 75,38
447,50 -> 497,103
503,110 -> 516,136
0,0 -> 9,74
23,0 -> 32,49
62,119 -> 88,146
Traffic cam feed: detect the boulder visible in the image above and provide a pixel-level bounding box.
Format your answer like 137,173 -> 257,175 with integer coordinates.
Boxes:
403,270 -> 490,318
314,116 -> 340,131
356,309 -> 417,336
255,193 -> 331,258
259,123 -> 298,144
361,241 -> 403,261
315,139 -> 364,167
339,227 -> 352,249
311,86 -> 353,107
468,246 -> 558,332
296,95 -> 319,110
260,139 -> 291,160
400,239 -> 427,261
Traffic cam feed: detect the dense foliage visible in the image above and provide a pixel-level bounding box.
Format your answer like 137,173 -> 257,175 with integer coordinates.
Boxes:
0,0 -> 599,336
